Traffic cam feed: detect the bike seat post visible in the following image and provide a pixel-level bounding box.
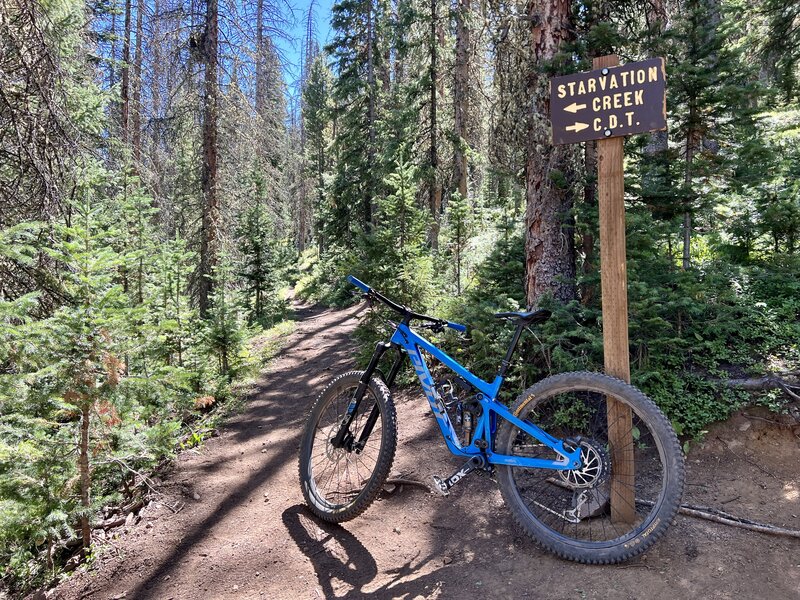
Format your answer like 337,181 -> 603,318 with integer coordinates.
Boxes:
497,322 -> 526,379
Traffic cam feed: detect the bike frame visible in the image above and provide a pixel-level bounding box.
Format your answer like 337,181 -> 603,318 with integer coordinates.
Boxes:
388,323 -> 582,471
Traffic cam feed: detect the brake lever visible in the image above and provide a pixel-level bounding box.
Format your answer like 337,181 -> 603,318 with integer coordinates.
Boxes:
423,322 -> 445,334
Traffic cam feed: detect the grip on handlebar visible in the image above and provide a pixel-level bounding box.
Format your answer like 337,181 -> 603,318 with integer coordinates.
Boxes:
447,321 -> 467,333
347,275 -> 370,293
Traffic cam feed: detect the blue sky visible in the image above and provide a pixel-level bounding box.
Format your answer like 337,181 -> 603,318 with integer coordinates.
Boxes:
274,0 -> 334,94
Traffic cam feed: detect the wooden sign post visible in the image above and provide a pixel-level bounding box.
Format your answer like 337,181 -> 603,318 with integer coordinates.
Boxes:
550,54 -> 667,524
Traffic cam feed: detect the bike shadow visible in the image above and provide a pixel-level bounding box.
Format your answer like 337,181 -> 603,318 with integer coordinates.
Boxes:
281,504 -> 449,599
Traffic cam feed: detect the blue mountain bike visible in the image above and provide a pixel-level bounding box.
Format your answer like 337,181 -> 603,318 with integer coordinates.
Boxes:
298,276 -> 684,564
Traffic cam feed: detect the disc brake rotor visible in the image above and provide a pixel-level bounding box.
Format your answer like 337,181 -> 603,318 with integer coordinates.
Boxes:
324,424 -> 347,462
559,439 -> 609,489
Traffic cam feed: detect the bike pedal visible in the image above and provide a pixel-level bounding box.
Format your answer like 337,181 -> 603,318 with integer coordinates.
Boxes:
432,475 -> 450,496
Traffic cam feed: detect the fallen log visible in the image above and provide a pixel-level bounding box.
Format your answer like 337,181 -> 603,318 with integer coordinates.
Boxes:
94,516 -> 126,530
718,375 -> 800,405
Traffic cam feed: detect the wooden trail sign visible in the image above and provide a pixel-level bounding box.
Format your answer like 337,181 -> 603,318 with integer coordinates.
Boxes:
550,57 -> 666,146
548,55 -> 667,524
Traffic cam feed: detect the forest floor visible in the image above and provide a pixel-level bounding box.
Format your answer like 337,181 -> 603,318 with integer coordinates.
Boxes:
49,301 -> 800,600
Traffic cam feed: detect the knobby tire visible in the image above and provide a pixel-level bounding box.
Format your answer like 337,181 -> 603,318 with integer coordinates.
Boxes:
299,371 -> 397,522
497,371 -> 685,564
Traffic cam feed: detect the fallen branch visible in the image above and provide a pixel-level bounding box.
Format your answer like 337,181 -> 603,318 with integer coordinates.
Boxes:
678,505 -> 800,539
741,412 -> 794,427
121,498 -> 145,515
774,379 -> 800,402
155,499 -> 185,514
638,499 -> 800,539
101,457 -> 161,496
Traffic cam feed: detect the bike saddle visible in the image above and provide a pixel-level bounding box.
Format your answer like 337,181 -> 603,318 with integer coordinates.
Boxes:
493,309 -> 552,327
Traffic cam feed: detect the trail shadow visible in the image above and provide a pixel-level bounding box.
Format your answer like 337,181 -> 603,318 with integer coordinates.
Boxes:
186,305 -> 360,478
282,504 -> 453,599
126,429 -> 304,598
122,304 -> 358,598
282,505 -> 378,598
268,302 -> 365,360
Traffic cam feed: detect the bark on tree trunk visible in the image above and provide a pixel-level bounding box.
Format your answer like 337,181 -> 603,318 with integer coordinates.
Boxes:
683,102 -> 697,271
453,0 -> 471,202
132,0 -> 143,162
365,0 -> 376,230
642,0 -> 669,191
428,0 -> 441,249
79,403 -> 91,549
256,0 -> 265,117
581,140 -> 596,304
150,0 -> 162,202
199,0 -> 219,317
121,0 -> 132,144
577,1 -> 609,305
524,0 -> 577,306
110,11 -> 117,88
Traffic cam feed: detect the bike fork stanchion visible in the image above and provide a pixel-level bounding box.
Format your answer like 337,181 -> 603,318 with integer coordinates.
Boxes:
355,347 -> 405,451
331,342 -> 391,449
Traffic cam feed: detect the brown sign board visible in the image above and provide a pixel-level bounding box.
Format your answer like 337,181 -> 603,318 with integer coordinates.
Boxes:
550,57 -> 666,145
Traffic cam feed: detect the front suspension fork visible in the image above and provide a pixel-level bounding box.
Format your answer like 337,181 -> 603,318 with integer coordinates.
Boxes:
330,342 -> 403,450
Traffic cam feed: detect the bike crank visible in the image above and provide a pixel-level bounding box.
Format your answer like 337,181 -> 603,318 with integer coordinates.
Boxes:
432,455 -> 486,496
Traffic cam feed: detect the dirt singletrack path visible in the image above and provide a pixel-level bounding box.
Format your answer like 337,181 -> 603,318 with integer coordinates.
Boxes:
54,302 -> 800,600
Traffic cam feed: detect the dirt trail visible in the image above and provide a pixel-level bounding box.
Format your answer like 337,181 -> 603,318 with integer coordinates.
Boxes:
54,302 -> 800,600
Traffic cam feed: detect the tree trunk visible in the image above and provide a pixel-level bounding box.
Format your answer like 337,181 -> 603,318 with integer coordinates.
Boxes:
132,0 -> 143,162
643,0 -> 669,171
577,1 -> 609,305
255,0 -> 265,117
199,0 -> 219,317
581,140 -> 596,304
365,0 -> 376,230
79,403 -> 91,548
453,0 -> 471,202
110,11 -> 118,88
524,0 -> 577,306
723,375 -> 800,396
121,0 -> 132,144
683,101 -> 697,270
428,0 -> 441,249
150,0 -> 162,202
456,220 -> 462,295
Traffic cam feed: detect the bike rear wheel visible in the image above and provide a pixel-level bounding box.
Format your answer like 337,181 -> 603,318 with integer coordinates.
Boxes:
497,371 -> 684,564
299,371 -> 397,522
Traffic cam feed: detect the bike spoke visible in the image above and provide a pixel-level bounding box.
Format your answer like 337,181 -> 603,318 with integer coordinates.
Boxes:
307,385 -> 386,508
506,387 -> 667,544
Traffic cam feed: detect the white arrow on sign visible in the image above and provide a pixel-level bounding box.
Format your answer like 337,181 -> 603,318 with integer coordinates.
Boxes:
565,122 -> 589,133
564,102 -> 587,113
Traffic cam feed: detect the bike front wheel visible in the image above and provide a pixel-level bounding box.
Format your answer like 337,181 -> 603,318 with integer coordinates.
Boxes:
496,371 -> 684,564
299,371 -> 397,522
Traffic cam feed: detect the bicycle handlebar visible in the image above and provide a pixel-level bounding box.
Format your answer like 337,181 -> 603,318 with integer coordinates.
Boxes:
347,275 -> 370,293
446,321 -> 467,333
346,275 -> 467,334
